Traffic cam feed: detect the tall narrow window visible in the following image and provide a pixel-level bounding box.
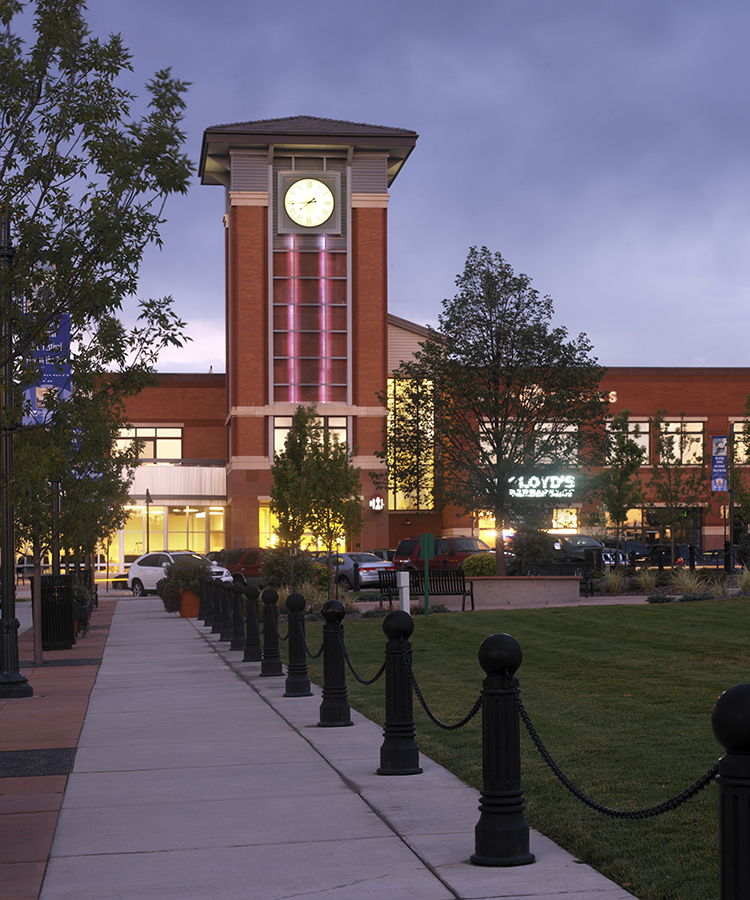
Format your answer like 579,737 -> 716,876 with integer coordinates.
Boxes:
272,239 -> 347,403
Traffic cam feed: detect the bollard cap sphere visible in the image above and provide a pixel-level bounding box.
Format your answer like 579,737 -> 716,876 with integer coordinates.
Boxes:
286,592 -> 306,613
478,633 -> 523,676
261,587 -> 279,605
711,683 -> 750,753
382,609 -> 414,640
231,581 -> 245,595
321,599 -> 346,623
244,584 -> 260,600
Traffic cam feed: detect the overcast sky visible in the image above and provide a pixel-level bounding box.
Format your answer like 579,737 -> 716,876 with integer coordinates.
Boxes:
76,1 -> 750,371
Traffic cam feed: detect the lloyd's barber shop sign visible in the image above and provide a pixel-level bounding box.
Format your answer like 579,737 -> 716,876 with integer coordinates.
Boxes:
508,474 -> 576,499
23,314 -> 72,425
711,436 -> 728,492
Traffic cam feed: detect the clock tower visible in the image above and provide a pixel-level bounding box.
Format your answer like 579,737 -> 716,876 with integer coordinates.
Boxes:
199,116 -> 418,549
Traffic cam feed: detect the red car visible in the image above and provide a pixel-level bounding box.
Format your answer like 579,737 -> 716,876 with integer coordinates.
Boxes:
207,548 -> 265,586
393,536 -> 492,571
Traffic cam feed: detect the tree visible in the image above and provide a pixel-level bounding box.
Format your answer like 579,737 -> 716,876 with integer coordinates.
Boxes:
306,432 -> 363,594
1,0 -> 192,662
269,406 -> 320,587
270,405 -> 364,592
647,411 -> 708,562
1,0 -> 193,422
386,246 -> 609,574
596,410 -> 645,551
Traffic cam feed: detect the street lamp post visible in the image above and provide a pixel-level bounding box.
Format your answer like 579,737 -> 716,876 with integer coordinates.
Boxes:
145,489 -> 152,553
1,215 -> 33,698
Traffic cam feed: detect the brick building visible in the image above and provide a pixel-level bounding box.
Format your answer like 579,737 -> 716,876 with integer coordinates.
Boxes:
109,117 -> 749,574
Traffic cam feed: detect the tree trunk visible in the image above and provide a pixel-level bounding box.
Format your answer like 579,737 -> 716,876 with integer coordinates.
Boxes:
494,504 -> 507,576
31,531 -> 43,665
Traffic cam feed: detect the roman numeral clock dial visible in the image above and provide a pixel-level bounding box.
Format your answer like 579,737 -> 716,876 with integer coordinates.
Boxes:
283,178 -> 335,228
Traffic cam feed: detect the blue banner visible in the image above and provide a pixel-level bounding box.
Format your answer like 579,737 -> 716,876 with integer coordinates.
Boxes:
711,435 -> 728,492
23,315 -> 71,425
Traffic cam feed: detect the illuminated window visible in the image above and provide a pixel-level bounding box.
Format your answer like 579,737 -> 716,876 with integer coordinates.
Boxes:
386,379 -> 434,510
273,415 -> 348,457
607,420 -> 649,464
534,423 -> 578,465
551,508 -> 579,532
731,422 -> 750,465
117,427 -> 182,462
272,243 -> 348,403
659,421 -> 703,465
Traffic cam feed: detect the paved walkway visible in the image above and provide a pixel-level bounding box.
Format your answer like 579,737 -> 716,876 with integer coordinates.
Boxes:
2,594 -> 636,900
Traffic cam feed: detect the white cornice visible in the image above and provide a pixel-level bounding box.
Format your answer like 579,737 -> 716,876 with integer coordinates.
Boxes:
229,191 -> 269,206
351,193 -> 389,208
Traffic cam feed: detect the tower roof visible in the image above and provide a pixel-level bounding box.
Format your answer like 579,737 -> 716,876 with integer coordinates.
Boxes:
200,115 -> 418,186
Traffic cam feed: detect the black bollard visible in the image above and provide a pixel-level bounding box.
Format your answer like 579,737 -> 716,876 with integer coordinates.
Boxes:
210,580 -> 223,634
219,583 -> 233,642
260,588 -> 283,676
283,592 -> 312,697
243,584 -> 262,661
712,682 -> 750,900
203,578 -> 215,628
377,610 -> 422,775
230,582 -> 246,650
471,632 -> 534,867
318,599 -> 352,727
197,576 -> 208,622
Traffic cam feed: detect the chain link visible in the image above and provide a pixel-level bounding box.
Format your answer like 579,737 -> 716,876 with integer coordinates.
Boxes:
507,673 -> 719,819
294,615 -> 324,659
336,626 -> 385,685
402,640 -> 482,731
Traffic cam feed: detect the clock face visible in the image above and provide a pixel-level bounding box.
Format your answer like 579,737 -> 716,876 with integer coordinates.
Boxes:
283,178 -> 335,228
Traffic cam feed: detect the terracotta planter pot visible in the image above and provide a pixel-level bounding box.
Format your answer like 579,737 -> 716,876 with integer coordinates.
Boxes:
179,590 -> 200,618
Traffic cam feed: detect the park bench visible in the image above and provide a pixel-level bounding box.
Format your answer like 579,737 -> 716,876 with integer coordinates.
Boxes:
515,561 -> 595,597
378,568 -> 475,610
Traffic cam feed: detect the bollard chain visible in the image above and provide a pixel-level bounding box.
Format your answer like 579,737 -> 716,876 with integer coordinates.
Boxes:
402,640 -> 482,731
270,615 -> 289,642
294,614 -> 324,659
336,625 -> 385,685
507,673 -> 719,819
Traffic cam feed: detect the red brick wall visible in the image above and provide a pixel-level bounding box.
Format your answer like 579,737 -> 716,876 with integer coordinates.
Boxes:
124,374 -> 227,461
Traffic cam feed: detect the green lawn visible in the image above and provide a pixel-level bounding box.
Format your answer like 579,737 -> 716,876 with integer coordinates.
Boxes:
296,599 -> 749,900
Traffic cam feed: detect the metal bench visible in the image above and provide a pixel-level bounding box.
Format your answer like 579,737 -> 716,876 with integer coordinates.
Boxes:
377,568 -> 475,610
516,562 -> 595,597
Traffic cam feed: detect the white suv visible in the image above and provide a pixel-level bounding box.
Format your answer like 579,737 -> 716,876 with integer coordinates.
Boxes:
127,551 -> 232,596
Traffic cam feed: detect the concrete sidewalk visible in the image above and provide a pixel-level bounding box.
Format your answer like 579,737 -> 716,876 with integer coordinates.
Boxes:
28,598 -> 632,900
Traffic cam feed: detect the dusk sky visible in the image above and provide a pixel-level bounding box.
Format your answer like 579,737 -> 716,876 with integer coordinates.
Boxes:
74,1 -> 750,371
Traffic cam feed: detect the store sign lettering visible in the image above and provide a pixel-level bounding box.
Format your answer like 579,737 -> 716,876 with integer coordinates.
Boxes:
508,474 -> 576,499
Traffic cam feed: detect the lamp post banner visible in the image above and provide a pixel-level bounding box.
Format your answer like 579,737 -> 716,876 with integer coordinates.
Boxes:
23,314 -> 71,425
712,435 -> 728,492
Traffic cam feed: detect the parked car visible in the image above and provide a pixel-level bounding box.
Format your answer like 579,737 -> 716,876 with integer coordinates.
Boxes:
369,548 -> 396,561
393,536 -> 492,571
207,548 -> 266,586
314,552 -> 395,588
127,551 -> 232,596
603,540 -> 649,563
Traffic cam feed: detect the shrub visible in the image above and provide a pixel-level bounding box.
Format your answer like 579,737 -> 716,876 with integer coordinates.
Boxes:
260,547 -> 320,589
671,568 -> 703,595
679,591 -> 714,602
602,569 -> 625,596
461,553 -> 496,576
736,565 -> 750,596
506,529 -> 556,574
633,567 -> 658,594
707,575 -> 729,598
72,583 -> 95,637
157,555 -> 211,613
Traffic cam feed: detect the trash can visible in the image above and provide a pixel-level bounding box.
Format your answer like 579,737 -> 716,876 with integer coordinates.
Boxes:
40,574 -> 75,650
